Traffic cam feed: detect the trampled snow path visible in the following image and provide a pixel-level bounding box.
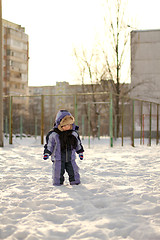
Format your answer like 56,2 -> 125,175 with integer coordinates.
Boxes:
0,137 -> 160,240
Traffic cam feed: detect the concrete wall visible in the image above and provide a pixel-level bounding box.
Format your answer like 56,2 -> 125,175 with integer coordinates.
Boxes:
131,29 -> 160,103
131,30 -> 160,134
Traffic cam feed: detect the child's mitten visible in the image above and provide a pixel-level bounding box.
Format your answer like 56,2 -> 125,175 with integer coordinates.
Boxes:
79,153 -> 83,160
43,154 -> 49,160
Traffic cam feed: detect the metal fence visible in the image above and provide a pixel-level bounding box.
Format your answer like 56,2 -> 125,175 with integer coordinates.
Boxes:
3,92 -> 160,147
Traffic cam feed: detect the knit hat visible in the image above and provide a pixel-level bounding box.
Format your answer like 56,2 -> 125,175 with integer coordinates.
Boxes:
58,114 -> 75,131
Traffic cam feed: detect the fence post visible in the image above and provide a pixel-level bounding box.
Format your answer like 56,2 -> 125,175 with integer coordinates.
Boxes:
50,117 -> 53,129
142,114 -> 144,145
20,115 -> 23,139
140,101 -> 143,145
9,96 -> 13,144
149,102 -> 152,146
121,98 -> 124,146
131,100 -> 135,147
98,114 -> 100,140
74,94 -> 78,125
82,115 -> 84,140
156,104 -> 159,145
88,103 -> 90,148
109,93 -> 113,147
35,117 -> 37,139
5,116 -> 8,137
114,115 -> 117,140
41,95 -> 44,145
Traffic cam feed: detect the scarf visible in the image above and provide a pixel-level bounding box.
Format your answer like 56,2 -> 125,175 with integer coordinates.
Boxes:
54,129 -> 77,151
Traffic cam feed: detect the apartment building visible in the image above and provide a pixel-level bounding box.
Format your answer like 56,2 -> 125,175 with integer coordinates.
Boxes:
131,29 -> 160,103
3,19 -> 29,95
131,29 -> 160,136
28,81 -> 131,136
29,82 -> 84,118
2,19 -> 29,116
29,86 -> 56,117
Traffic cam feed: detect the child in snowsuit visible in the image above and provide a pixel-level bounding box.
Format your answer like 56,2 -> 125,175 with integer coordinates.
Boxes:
43,110 -> 84,186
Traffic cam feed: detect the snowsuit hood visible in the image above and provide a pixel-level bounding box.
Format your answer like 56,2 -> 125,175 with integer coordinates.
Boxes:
54,110 -> 78,131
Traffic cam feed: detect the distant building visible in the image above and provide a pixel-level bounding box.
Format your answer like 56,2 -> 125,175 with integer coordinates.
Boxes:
29,86 -> 56,118
55,81 -> 70,112
2,19 -> 29,96
2,19 -> 29,117
131,29 -> 160,137
28,81 -> 130,136
131,29 -> 160,103
29,82 -> 76,125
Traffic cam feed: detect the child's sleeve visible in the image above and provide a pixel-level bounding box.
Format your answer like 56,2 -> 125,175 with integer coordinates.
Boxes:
44,131 -> 55,155
72,131 -> 84,154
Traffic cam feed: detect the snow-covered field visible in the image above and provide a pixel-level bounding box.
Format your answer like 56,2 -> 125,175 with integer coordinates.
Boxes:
0,137 -> 160,240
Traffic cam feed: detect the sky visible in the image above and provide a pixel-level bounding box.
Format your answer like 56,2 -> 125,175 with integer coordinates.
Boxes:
2,0 -> 160,86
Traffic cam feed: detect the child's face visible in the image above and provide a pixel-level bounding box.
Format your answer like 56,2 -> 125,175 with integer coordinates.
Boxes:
62,124 -> 72,131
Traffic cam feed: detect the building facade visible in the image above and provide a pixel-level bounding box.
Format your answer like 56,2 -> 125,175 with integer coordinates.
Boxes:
29,85 -> 56,117
131,29 -> 160,136
2,19 -> 29,96
28,81 -> 130,136
131,29 -> 160,103
2,19 -> 29,135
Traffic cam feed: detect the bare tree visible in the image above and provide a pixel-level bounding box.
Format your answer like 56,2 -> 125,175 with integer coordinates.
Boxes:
74,0 -> 133,137
74,48 -> 110,137
102,0 -> 131,136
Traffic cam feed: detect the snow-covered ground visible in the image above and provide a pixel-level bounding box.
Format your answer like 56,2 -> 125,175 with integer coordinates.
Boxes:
0,137 -> 160,240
